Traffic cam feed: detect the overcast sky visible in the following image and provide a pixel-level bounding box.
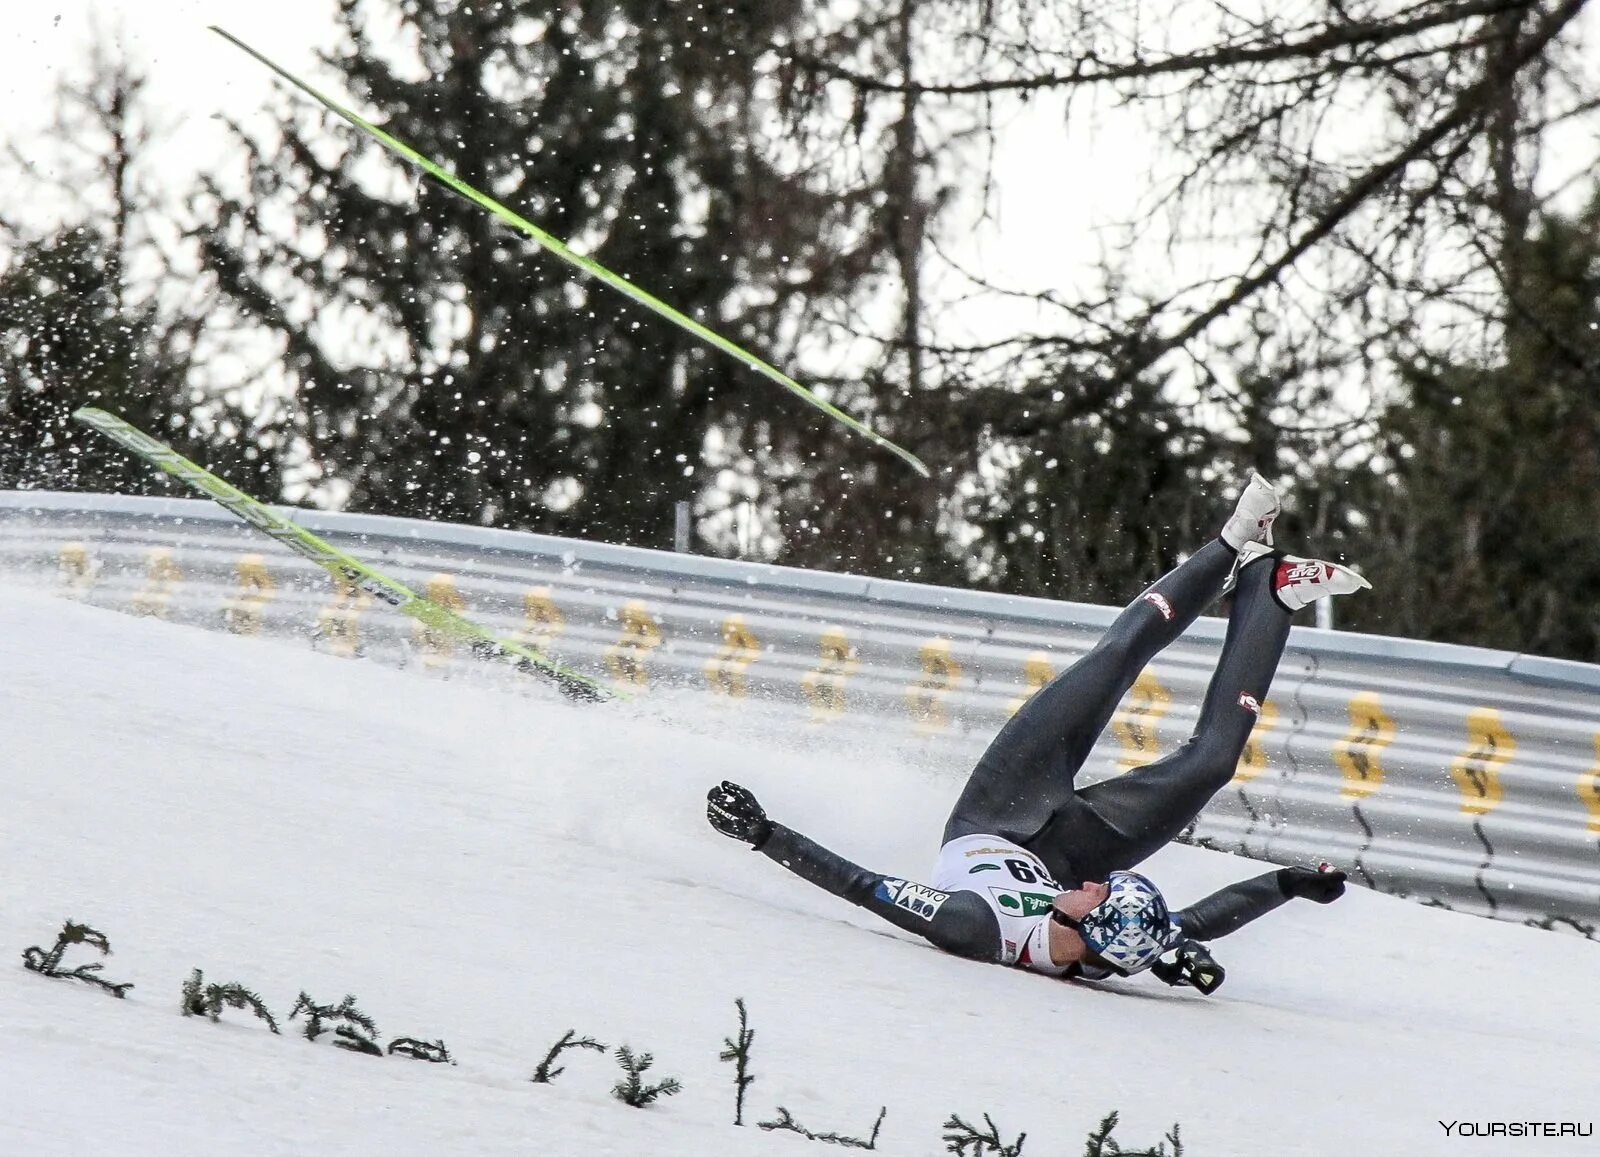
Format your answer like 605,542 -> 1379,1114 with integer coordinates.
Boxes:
2,2 -> 336,221
3,2 -> 336,143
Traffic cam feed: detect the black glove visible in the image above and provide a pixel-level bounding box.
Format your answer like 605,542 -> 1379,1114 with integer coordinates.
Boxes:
1278,865 -> 1347,904
1150,939 -> 1226,995
706,781 -> 772,849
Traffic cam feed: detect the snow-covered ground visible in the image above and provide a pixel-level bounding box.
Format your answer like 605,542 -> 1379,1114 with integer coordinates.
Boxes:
4,585 -> 1597,1156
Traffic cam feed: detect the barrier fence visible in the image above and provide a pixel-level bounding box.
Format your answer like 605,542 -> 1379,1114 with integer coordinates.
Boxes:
4,490 -> 1598,932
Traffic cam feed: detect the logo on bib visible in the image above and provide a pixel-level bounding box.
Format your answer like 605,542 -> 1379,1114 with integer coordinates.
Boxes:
968,863 -> 1001,873
875,878 -> 949,921
989,889 -> 1056,917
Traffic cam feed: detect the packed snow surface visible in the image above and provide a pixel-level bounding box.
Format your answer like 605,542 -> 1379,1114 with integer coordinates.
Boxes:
3,586 -> 1597,1155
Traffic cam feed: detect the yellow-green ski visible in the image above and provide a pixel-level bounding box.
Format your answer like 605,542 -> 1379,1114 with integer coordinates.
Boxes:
210,26 -> 928,479
74,407 -> 617,703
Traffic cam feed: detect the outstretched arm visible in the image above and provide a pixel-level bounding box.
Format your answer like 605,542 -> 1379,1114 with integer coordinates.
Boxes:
1176,867 -> 1347,941
1148,867 -> 1345,995
707,782 -> 1001,962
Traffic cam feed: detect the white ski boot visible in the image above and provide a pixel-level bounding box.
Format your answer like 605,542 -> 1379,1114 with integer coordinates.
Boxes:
1234,541 -> 1372,611
1221,474 -> 1280,552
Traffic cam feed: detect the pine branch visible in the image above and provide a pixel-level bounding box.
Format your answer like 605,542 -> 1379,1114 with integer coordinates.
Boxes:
943,1112 -> 1025,1156
332,1024 -> 384,1056
610,1045 -> 683,1107
182,968 -> 206,1017
181,971 -> 280,1033
718,997 -> 757,1125
288,992 -> 320,1039
1082,1110 -> 1185,1157
387,1037 -> 454,1064
289,991 -> 379,1051
1083,1113 -> 1119,1157
211,984 -> 280,1033
760,1106 -> 888,1149
21,920 -> 132,998
530,1029 -> 607,1083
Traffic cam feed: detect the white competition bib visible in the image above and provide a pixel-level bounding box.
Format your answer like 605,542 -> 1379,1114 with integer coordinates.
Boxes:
931,835 -> 1070,975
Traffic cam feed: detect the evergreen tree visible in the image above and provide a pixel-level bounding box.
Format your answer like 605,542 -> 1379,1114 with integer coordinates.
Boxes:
200,0 -> 889,545
760,340 -> 1225,601
0,47 -> 258,493
1305,200 -> 1600,659
956,350 -> 1224,605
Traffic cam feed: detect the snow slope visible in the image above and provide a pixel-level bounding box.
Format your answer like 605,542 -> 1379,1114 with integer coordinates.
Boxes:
3,586 -> 1597,1156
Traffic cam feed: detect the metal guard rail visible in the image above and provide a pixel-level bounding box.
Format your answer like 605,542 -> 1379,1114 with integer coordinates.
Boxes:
3,490 -> 1598,933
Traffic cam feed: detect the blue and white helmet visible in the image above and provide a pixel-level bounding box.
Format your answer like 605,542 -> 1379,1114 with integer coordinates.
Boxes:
1077,871 -> 1181,975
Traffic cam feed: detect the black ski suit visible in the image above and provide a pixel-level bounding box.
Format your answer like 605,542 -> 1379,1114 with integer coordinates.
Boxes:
754,543 -> 1299,968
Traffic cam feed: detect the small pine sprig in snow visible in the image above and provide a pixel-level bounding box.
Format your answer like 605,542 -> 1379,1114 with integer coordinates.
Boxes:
21,920 -> 133,998
943,1112 -> 1025,1157
332,1024 -> 384,1055
719,997 -> 756,1125
610,1045 -> 682,1107
387,1037 -> 454,1064
531,1029 -> 607,1084
180,969 -> 279,1033
760,1106 -> 888,1149
1082,1111 -> 1184,1157
289,992 -> 381,1054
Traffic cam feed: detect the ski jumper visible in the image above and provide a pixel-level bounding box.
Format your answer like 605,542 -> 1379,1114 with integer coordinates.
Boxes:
755,546 -> 1297,973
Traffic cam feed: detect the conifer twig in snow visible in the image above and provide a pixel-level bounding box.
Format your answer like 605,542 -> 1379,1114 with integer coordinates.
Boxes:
289,991 -> 381,1053
530,1029 -> 607,1083
610,1045 -> 682,1107
388,1036 -> 454,1063
21,920 -> 132,998
759,1106 -> 888,1149
181,969 -> 279,1033
1082,1110 -> 1185,1157
943,1112 -> 1025,1156
719,997 -> 756,1125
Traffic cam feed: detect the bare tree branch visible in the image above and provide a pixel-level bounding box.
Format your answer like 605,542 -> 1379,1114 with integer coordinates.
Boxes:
788,0 -> 1536,96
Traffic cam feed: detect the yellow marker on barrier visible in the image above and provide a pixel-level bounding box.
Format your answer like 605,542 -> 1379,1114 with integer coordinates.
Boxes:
1113,669 -> 1170,769
315,573 -> 370,658
706,615 -> 761,697
128,547 -> 181,618
223,554 -> 276,636
801,627 -> 857,721
905,638 -> 962,734
604,601 -> 663,687
1005,652 -> 1056,718
411,574 -> 466,670
59,542 -> 94,596
1579,735 -> 1600,834
1334,692 -> 1395,799
1233,698 -> 1279,783
1449,707 -> 1514,815
516,587 -> 566,654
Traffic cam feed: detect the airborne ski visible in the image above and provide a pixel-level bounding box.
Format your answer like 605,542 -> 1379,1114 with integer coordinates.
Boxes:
74,407 -> 616,703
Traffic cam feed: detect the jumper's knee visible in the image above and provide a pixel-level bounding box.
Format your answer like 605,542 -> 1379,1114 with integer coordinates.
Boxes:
1090,625 -> 1143,672
1170,738 -> 1240,795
